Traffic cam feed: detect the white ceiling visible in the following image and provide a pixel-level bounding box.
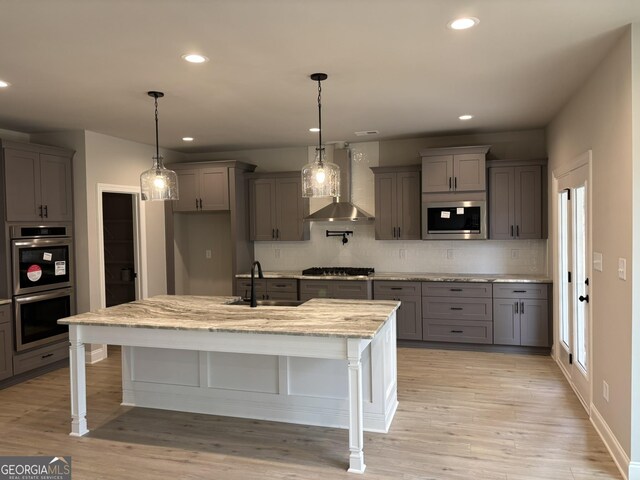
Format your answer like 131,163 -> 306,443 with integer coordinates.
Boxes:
0,0 -> 639,153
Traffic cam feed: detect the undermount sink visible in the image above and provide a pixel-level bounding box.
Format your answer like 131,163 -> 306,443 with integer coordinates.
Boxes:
228,299 -> 305,307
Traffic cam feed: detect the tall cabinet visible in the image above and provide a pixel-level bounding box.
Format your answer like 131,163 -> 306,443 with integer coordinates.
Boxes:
370,166 -> 421,240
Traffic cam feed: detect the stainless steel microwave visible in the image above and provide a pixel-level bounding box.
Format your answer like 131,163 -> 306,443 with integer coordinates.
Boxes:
422,200 -> 487,240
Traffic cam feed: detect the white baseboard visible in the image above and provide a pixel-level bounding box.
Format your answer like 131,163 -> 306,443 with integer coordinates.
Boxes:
590,404 -> 630,480
85,344 -> 108,364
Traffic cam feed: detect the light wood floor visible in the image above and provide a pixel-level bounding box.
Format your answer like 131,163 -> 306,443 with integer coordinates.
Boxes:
0,347 -> 621,480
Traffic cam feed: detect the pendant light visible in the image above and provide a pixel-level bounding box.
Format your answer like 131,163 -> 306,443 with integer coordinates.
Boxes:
302,73 -> 340,198
140,91 -> 179,201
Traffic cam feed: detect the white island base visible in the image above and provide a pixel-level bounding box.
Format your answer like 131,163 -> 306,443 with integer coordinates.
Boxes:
121,315 -> 398,434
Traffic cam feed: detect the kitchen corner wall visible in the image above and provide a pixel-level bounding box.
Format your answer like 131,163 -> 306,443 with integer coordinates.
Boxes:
252,137 -> 548,274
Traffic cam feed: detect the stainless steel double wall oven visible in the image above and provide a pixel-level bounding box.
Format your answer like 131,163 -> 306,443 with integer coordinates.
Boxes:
11,225 -> 75,351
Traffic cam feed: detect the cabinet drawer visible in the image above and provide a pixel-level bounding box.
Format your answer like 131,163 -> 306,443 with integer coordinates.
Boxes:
374,281 -> 421,297
264,291 -> 298,301
422,297 -> 492,321
423,319 -> 493,344
236,279 -> 266,298
0,304 -> 11,324
493,283 -> 548,300
333,281 -> 371,299
299,280 -> 333,299
13,341 -> 69,375
266,279 -> 297,293
422,282 -> 492,298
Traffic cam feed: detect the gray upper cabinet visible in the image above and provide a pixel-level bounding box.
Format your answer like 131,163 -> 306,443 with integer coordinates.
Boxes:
420,146 -> 490,193
3,146 -> 73,222
489,162 -> 544,240
249,172 -> 309,241
172,165 -> 229,212
493,283 -> 550,347
371,166 -> 421,240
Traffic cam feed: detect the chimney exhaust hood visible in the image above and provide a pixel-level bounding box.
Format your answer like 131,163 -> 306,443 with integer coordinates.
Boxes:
305,147 -> 374,222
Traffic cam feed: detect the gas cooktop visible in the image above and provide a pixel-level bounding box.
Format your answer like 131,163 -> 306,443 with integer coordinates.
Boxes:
301,267 -> 375,277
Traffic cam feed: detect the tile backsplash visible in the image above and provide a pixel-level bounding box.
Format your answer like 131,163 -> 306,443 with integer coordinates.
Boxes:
254,221 -> 548,274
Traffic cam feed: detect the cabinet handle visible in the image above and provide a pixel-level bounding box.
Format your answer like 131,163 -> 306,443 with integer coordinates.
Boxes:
451,330 -> 463,333
398,227 -> 401,238
276,228 -> 279,239
41,353 -> 54,359
454,177 -> 457,190
449,177 -> 452,190
272,229 -> 275,239
274,284 -> 287,288
450,288 -> 462,292
450,307 -> 463,310
521,301 -> 525,313
39,205 -> 43,218
516,225 -> 520,237
511,225 -> 514,237
513,290 -> 526,293
515,302 -> 519,314
393,227 -> 396,238
196,199 -> 199,209
390,287 -> 402,291
44,205 -> 48,218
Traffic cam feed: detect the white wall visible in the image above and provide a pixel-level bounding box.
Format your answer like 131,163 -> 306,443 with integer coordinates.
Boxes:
547,26 -> 633,461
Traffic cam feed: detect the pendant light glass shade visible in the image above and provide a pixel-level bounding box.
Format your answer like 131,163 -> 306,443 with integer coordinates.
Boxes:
140,91 -> 179,201
302,73 -> 340,198
302,147 -> 340,197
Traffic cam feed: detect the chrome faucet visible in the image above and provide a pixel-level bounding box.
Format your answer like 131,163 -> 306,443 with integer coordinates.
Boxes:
250,261 -> 264,307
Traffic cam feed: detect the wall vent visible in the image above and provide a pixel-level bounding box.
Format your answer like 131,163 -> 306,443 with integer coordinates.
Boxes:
354,130 -> 379,136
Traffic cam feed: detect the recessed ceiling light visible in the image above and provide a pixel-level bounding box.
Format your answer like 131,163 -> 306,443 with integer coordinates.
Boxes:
309,127 -> 320,132
181,54 -> 208,64
448,17 -> 479,30
0,80 -> 10,88
182,137 -> 194,142
459,114 -> 474,121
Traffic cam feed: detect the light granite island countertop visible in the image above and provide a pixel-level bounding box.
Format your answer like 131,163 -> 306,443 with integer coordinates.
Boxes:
60,295 -> 400,474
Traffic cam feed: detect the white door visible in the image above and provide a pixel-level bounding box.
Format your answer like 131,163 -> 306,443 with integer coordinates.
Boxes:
556,162 -> 591,407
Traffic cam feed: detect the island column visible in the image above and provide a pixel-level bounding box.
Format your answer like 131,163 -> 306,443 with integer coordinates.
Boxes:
69,325 -> 89,436
347,337 -> 368,474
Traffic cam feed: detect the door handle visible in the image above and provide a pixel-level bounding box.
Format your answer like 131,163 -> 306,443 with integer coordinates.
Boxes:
579,295 -> 589,303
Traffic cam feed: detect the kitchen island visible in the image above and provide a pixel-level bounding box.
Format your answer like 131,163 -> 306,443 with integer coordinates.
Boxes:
59,295 -> 399,474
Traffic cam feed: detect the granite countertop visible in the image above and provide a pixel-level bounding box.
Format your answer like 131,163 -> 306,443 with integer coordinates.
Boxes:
0,299 -> 11,306
236,271 -> 552,283
58,295 -> 400,339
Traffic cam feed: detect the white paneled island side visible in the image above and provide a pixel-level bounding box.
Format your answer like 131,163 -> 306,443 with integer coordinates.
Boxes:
59,295 -> 400,474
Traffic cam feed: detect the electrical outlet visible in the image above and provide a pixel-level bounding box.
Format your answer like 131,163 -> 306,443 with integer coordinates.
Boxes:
274,249 -> 281,259
618,258 -> 627,280
447,249 -> 454,260
205,249 -> 212,259
593,252 -> 603,272
399,249 -> 406,260
511,249 -> 519,259
603,380 -> 610,402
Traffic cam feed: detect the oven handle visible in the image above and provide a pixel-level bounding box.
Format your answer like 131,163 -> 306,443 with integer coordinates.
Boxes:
14,287 -> 75,304
12,238 -> 73,247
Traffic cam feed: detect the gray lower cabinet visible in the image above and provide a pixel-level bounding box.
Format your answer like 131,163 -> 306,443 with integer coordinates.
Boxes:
370,166 -> 421,240
374,281 -> 422,340
299,280 -> 372,301
422,282 -> 493,344
489,164 -> 543,239
493,283 -> 549,347
13,341 -> 69,376
0,305 -> 12,381
236,278 -> 298,301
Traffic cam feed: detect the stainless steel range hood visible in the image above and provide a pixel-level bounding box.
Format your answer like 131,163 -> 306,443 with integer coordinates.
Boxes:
305,147 -> 375,222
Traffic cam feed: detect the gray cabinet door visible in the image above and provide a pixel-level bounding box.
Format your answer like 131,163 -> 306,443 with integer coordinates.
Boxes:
333,281 -> 371,299
514,166 -> 542,239
520,299 -> 549,346
376,293 -> 421,340
374,172 -> 396,240
396,171 -> 421,240
453,154 -> 486,191
493,299 -> 520,345
4,148 -> 42,222
422,155 -> 453,193
299,280 -> 333,300
39,154 -> 73,221
200,167 -> 229,211
275,176 -> 305,241
250,178 -> 277,241
0,305 -> 12,381
489,166 -> 515,239
173,169 -> 200,212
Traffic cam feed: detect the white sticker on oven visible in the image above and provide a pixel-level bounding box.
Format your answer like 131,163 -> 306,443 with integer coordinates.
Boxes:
27,265 -> 42,282
440,211 -> 451,219
55,261 -> 66,276
456,208 -> 464,215
43,252 -> 52,261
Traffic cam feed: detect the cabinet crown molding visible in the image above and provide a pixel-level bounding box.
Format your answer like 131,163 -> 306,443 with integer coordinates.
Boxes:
167,160 -> 256,172
1,139 -> 74,158
370,165 -> 420,174
419,145 -> 491,157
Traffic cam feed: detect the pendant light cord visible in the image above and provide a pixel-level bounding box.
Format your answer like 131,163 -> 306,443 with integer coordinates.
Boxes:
317,79 -> 323,165
154,94 -> 160,166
